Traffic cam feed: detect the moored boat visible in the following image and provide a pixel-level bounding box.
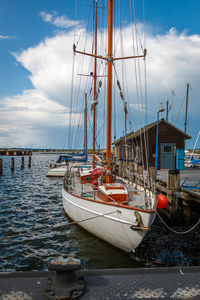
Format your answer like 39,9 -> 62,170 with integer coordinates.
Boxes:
62,0 -> 163,252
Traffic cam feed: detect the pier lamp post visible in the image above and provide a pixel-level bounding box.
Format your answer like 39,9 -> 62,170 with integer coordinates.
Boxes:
155,108 -> 165,175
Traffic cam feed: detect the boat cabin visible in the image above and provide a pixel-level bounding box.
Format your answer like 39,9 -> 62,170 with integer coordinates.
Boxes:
113,119 -> 191,170
80,168 -> 106,184
98,183 -> 128,203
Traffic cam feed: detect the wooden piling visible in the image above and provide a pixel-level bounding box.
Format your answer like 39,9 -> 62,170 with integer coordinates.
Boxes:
21,157 -> 24,169
28,156 -> 31,168
128,160 -> 134,172
118,160 -> 123,177
137,163 -> 143,176
0,158 -> 2,175
149,166 -> 156,185
167,169 -> 180,219
11,157 -> 14,172
167,169 -> 180,191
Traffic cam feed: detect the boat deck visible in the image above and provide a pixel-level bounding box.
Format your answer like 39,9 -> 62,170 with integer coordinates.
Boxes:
66,172 -> 153,210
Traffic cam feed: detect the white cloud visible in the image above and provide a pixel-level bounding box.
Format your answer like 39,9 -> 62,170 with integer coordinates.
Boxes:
0,88 -> 82,148
1,23 -> 200,148
0,34 -> 13,39
40,11 -> 53,23
40,11 -> 78,29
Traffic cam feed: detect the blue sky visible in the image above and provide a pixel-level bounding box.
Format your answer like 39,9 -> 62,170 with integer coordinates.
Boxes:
0,0 -> 200,149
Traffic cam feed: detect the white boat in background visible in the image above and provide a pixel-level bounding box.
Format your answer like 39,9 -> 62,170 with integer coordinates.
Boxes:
47,163 -> 92,177
62,0 -> 167,253
185,154 -> 200,168
47,165 -> 68,177
185,131 -> 200,168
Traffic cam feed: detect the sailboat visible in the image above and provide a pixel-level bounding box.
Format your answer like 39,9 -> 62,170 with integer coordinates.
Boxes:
62,0 -> 158,252
47,93 -> 89,177
185,130 -> 200,168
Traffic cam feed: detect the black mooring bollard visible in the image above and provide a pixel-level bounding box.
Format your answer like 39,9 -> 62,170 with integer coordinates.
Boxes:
44,257 -> 85,300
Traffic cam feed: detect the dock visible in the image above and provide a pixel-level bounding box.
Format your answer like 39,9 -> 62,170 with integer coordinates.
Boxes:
157,168 -> 200,194
0,262 -> 200,299
115,160 -> 200,223
0,149 -> 32,156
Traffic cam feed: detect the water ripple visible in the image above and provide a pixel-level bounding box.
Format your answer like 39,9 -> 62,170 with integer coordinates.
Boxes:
0,154 -> 199,271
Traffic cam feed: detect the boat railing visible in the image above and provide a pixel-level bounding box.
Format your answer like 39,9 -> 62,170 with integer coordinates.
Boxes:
64,172 -> 122,204
63,170 -> 155,209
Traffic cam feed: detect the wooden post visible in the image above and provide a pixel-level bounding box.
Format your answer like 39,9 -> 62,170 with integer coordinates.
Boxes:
167,169 -> 180,216
137,162 -> 143,176
182,200 -> 192,224
129,160 -> 134,172
149,166 -> 156,185
118,160 -> 123,177
123,160 -> 127,178
28,156 -> 31,168
0,158 -> 2,175
11,157 -> 14,172
21,157 -> 24,169
167,169 -> 180,191
133,161 -> 137,172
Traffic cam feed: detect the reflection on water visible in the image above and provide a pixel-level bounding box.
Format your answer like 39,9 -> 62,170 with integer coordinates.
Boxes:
0,153 -> 199,271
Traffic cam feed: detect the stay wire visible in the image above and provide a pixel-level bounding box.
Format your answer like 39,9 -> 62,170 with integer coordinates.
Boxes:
174,94 -> 186,125
68,51 -> 75,149
0,211 -> 119,243
129,0 -> 144,169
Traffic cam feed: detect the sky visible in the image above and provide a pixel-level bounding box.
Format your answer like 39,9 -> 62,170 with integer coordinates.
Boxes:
0,0 -> 200,149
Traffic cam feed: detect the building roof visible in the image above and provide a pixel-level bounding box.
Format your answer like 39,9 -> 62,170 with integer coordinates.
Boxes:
113,119 -> 191,144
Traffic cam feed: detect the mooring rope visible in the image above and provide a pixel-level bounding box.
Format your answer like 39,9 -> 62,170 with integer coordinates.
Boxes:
0,210 -> 118,242
156,211 -> 200,235
67,210 -> 119,226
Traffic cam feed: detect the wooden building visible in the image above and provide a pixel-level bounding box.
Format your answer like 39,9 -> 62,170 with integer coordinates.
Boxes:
113,119 -> 191,170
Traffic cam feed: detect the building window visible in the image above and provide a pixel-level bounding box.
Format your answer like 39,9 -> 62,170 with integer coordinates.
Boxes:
164,146 -> 171,153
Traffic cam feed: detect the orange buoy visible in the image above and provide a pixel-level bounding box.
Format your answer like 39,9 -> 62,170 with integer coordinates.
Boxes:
157,194 -> 168,209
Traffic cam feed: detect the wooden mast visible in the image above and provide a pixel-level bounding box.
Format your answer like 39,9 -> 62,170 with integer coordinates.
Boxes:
184,83 -> 189,134
124,102 -> 127,162
92,0 -> 98,169
84,93 -> 87,156
106,0 -> 113,183
73,0 -> 146,179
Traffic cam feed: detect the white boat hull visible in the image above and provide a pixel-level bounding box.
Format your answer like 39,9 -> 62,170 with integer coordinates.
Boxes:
47,166 -> 67,177
62,187 -> 156,252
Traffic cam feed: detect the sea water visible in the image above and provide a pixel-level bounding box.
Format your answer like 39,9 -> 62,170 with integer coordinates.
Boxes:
0,153 -> 199,271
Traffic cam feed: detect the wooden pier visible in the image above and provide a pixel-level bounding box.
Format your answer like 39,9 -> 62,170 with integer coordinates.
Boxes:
0,155 -> 32,175
0,149 -> 32,156
115,160 -> 200,224
0,257 -> 200,299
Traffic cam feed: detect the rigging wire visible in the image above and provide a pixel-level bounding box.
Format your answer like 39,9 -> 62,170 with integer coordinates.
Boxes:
68,51 -> 75,150
129,0 -> 144,169
130,0 -> 150,180
69,0 -> 97,150
174,94 -> 186,126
